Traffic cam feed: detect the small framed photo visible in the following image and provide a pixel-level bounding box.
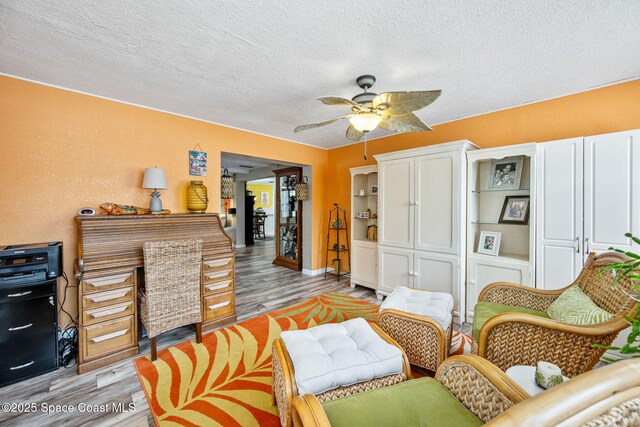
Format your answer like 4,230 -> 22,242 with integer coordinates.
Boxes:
478,231 -> 502,256
371,185 -> 378,194
499,195 -> 530,224
356,211 -> 370,219
487,156 -> 524,190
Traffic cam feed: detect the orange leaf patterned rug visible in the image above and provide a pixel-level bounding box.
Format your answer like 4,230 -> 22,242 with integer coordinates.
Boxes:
134,292 -> 472,426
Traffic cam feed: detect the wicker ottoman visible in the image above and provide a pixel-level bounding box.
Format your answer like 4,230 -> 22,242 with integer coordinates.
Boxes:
377,286 -> 454,372
272,317 -> 411,427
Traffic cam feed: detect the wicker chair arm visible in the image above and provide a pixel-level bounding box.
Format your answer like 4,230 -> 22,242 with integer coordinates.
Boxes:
479,282 -> 564,311
291,394 -> 331,427
368,321 -> 413,380
485,358 -> 640,426
435,355 -> 529,423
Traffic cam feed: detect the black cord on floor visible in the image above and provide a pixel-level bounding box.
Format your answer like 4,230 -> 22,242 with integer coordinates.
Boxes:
57,271 -> 78,367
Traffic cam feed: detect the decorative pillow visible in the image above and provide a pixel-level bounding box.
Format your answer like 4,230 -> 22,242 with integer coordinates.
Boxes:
547,286 -> 613,325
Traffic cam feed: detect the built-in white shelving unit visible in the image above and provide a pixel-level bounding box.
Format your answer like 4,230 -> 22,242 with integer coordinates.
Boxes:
350,165 -> 379,293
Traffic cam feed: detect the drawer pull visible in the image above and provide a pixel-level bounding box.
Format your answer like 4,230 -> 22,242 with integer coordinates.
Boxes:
88,290 -> 129,303
208,301 -> 231,310
8,323 -> 33,331
90,306 -> 127,318
204,258 -> 232,268
7,291 -> 32,298
205,270 -> 231,280
10,361 -> 35,370
87,273 -> 132,288
205,281 -> 232,291
91,328 -> 128,343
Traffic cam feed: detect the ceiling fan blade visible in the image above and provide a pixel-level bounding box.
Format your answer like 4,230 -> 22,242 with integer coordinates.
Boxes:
373,90 -> 441,115
378,113 -> 433,133
294,115 -> 352,133
346,124 -> 366,141
317,96 -> 368,111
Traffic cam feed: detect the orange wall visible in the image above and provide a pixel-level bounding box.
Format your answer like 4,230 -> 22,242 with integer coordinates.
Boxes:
0,76 -> 328,325
327,80 -> 640,267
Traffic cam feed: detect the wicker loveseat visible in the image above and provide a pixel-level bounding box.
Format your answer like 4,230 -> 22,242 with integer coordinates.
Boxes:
291,355 -> 640,427
474,252 -> 636,377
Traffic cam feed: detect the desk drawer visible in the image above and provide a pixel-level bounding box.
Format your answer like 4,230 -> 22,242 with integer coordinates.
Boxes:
202,279 -> 234,296
202,268 -> 233,285
202,257 -> 234,272
81,270 -> 135,293
82,315 -> 135,361
82,301 -> 134,326
203,292 -> 234,322
82,286 -> 135,310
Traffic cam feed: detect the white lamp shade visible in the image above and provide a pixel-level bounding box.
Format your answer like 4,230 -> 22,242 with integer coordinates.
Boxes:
142,167 -> 167,190
349,112 -> 382,132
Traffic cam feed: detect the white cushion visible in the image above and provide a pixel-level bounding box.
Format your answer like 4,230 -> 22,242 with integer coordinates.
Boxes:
280,317 -> 404,395
380,286 -> 454,330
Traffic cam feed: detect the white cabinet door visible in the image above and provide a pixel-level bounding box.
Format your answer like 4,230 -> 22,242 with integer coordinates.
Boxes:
379,158 -> 414,249
414,251 -> 459,312
536,138 -> 583,290
414,152 -> 459,254
466,256 -> 531,321
584,130 -> 640,256
378,247 -> 413,293
351,242 -> 377,288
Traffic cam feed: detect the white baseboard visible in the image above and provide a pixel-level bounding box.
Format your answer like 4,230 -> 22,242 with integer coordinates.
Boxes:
302,267 -> 328,276
234,244 -> 246,249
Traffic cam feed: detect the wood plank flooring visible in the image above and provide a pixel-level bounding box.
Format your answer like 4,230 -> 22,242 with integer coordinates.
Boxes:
0,239 -> 470,426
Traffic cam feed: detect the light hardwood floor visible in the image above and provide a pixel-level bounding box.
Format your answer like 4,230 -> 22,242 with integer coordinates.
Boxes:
0,239 -> 470,426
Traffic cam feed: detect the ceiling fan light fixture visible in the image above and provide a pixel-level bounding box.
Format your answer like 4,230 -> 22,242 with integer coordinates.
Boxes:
349,112 -> 382,133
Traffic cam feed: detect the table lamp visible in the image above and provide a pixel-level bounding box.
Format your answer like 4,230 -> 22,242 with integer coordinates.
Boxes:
142,167 -> 167,213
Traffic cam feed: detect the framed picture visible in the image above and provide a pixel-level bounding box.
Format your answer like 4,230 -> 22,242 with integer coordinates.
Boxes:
371,185 -> 378,194
487,156 -> 524,190
260,192 -> 269,206
477,231 -> 502,256
499,195 -> 530,224
189,150 -> 207,176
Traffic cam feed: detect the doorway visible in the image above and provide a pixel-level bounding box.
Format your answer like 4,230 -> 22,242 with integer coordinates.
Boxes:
220,153 -> 311,272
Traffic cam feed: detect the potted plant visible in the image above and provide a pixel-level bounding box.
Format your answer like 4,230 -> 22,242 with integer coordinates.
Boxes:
594,233 -> 640,359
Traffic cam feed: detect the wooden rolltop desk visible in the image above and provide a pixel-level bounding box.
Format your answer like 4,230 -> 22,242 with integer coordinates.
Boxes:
75,214 -> 236,374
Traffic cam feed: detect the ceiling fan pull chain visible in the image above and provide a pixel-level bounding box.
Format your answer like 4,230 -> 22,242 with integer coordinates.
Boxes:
364,135 -> 368,160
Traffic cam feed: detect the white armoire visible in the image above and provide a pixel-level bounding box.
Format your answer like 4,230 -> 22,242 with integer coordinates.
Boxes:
375,140 -> 477,320
536,129 -> 640,290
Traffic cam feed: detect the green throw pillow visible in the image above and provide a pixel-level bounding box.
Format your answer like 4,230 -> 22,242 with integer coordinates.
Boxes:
547,286 -> 612,325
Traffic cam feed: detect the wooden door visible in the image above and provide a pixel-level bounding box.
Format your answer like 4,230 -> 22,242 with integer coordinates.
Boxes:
536,138 -> 583,290
414,251 -> 459,313
584,130 -> 640,257
350,241 -> 377,289
378,247 -> 413,294
379,158 -> 414,249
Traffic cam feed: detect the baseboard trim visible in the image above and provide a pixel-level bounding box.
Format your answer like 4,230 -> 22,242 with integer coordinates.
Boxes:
302,268 -> 327,276
234,244 -> 246,249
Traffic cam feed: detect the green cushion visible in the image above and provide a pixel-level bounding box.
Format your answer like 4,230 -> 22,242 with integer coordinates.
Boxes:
547,286 -> 613,325
473,301 -> 549,341
320,377 -> 482,427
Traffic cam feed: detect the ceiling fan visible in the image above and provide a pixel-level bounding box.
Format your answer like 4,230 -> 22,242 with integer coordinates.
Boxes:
294,75 -> 441,146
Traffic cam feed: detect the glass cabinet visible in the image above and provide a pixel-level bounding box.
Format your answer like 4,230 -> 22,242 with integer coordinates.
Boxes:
273,167 -> 303,270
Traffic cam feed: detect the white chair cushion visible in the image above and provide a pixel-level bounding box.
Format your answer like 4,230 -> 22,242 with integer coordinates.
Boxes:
280,317 -> 404,396
380,286 -> 454,330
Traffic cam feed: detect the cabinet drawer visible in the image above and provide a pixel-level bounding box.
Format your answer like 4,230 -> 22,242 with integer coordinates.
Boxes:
82,301 -> 135,326
81,286 -> 135,310
1,331 -> 57,387
81,270 -> 135,293
82,315 -> 135,361
202,257 -> 234,272
202,279 -> 234,296
202,268 -> 233,284
203,292 -> 235,322
0,295 -> 56,344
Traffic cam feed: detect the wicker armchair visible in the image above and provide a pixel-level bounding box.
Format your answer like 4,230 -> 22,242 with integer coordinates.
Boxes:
291,356 -> 640,427
140,239 -> 203,361
291,355 -> 529,427
475,252 -> 636,377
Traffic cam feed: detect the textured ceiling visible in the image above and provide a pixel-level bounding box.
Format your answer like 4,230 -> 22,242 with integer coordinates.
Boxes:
1,1 -> 639,149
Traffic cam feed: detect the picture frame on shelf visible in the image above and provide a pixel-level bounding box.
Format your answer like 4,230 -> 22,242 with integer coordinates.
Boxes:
499,195 -> 530,224
486,156 -> 524,190
356,211 -> 370,219
371,185 -> 378,194
477,231 -> 502,256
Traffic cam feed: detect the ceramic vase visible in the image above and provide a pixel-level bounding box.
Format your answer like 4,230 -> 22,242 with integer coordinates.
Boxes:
187,181 -> 209,213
